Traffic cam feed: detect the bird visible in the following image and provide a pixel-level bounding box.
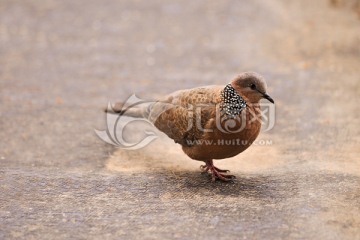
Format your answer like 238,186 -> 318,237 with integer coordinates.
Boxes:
106,72 -> 274,181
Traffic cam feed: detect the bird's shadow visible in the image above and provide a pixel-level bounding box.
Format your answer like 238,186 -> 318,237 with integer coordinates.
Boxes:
155,170 -> 298,201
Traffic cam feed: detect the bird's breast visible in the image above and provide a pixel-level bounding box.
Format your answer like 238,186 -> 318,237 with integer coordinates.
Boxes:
183,106 -> 262,161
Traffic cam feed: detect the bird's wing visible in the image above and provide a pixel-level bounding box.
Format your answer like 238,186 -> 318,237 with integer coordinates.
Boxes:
150,86 -> 222,145
168,85 -> 222,107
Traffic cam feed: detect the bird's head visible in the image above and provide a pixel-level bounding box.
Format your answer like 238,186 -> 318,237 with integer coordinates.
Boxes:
231,72 -> 274,104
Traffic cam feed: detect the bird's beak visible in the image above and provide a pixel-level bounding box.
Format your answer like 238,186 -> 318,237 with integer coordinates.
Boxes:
262,93 -> 274,104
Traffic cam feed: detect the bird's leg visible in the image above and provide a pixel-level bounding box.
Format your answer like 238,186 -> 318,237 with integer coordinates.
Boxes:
200,162 -> 229,173
201,160 -> 235,182
213,166 -> 230,173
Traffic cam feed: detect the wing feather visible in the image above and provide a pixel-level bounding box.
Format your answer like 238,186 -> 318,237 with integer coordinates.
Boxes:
150,86 -> 222,145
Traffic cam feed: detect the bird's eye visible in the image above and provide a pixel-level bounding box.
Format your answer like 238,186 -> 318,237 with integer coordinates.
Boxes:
250,84 -> 256,90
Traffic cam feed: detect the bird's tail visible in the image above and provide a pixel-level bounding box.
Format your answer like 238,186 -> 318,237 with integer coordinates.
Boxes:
104,102 -> 150,118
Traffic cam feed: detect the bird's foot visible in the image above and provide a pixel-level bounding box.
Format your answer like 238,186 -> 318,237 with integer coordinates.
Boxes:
200,165 -> 229,173
200,161 -> 235,182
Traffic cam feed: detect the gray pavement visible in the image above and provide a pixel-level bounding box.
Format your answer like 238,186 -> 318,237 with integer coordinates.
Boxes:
1,0 -> 360,239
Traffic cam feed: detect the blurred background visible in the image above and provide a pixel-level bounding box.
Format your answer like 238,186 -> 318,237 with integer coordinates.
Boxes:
0,0 -> 359,239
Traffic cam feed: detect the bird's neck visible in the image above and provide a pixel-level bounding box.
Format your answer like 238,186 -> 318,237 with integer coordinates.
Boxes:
220,84 -> 247,118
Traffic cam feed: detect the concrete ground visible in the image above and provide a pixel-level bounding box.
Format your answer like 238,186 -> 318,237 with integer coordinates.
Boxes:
1,0 -> 360,239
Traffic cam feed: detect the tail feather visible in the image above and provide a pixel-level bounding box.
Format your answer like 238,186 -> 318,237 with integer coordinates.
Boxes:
104,102 -> 150,118
104,102 -> 125,114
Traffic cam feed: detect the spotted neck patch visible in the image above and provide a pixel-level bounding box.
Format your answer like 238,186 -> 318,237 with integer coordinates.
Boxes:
220,84 -> 247,118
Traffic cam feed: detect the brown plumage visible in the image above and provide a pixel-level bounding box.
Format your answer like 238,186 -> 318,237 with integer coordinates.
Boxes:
108,72 -> 274,181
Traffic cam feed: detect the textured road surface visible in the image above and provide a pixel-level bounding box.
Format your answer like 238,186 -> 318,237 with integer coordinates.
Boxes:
1,0 -> 360,239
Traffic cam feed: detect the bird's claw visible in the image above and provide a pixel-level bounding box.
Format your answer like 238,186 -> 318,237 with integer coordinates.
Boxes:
211,172 -> 236,182
214,166 -> 230,173
200,161 -> 235,182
